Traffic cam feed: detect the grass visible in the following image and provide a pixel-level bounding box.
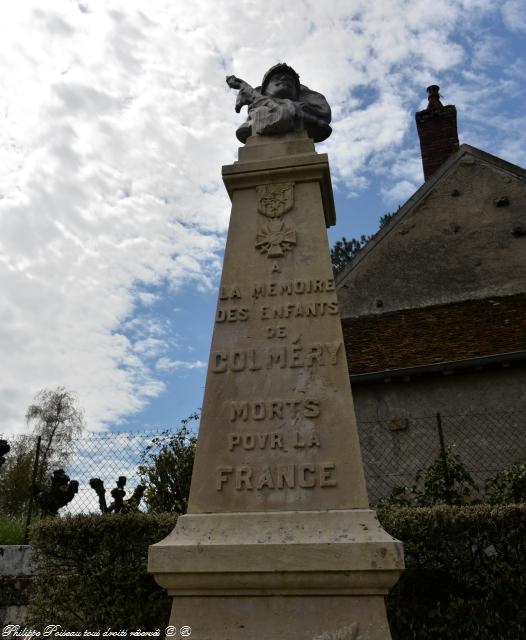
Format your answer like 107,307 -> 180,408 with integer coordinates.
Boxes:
0,514 -> 26,545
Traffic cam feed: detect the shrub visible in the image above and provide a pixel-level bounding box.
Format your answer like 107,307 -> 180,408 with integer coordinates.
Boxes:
138,415 -> 198,514
28,512 -> 177,630
378,504 -> 526,640
0,514 -> 25,544
26,506 -> 526,638
485,459 -> 526,504
384,445 -> 479,507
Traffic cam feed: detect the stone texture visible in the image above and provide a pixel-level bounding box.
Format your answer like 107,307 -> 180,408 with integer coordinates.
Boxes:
149,511 -> 402,580
150,510 -> 402,639
336,146 -> 526,318
149,133 -> 403,639
167,596 -> 391,640
0,546 -> 33,626
188,136 -> 365,514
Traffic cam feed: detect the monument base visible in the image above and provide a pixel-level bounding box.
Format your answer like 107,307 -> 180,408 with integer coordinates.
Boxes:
148,510 -> 403,640
169,595 -> 392,640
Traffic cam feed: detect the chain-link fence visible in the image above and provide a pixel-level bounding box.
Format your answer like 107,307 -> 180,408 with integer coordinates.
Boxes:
65,431 -> 171,514
1,410 -> 525,529
359,410 -> 526,504
0,429 -> 182,542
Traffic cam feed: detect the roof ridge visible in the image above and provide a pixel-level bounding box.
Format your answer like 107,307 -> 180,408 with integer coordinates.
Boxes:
335,144 -> 526,286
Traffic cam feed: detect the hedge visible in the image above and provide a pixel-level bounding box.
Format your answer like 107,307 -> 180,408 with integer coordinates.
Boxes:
379,504 -> 526,639
27,506 -> 526,638
28,512 -> 177,630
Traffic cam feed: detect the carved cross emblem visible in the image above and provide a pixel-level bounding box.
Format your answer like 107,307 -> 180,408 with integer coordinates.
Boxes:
255,182 -> 296,258
255,219 -> 296,257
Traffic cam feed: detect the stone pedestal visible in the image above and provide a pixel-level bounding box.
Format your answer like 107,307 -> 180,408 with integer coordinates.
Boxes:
148,132 -> 404,640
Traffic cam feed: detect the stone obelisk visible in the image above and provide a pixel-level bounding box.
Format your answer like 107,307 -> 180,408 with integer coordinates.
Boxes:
149,64 -> 403,640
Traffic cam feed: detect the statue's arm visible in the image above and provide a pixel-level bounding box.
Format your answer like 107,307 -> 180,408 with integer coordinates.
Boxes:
226,75 -> 262,113
226,75 -> 248,90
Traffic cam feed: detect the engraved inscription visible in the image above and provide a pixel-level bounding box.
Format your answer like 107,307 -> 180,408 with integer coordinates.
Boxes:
216,307 -> 249,322
211,341 -> 342,373
217,278 -> 336,300
228,430 -> 321,450
261,301 -> 338,319
219,286 -> 242,300
266,325 -> 287,338
229,399 -> 320,421
252,278 -> 335,298
292,430 -> 320,448
228,432 -> 284,450
216,463 -> 337,490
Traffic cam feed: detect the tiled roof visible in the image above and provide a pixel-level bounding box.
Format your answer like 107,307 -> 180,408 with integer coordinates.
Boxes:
342,293 -> 526,375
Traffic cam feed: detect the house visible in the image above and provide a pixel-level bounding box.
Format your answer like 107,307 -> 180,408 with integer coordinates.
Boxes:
337,86 -> 526,502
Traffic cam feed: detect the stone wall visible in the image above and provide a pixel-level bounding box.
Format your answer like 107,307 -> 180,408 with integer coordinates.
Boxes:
0,546 -> 33,627
353,365 -> 526,503
337,150 -> 526,318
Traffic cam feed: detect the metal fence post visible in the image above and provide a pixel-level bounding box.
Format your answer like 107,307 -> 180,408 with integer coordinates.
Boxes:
23,434 -> 41,544
436,412 -> 453,505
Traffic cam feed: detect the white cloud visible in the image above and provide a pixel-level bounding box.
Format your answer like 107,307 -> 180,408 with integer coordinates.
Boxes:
133,337 -> 166,358
0,0 -> 522,432
501,0 -> 526,32
382,179 -> 419,205
155,358 -> 207,372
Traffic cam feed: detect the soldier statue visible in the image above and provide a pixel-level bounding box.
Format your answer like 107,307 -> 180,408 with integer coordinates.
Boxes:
226,62 -> 332,143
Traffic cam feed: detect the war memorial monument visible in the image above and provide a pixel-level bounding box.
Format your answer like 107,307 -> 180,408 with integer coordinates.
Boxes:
148,63 -> 404,640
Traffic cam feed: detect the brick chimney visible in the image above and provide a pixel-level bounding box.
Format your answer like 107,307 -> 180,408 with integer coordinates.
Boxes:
415,85 -> 459,181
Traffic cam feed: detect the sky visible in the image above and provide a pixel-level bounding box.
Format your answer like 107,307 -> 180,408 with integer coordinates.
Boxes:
1,0 -> 526,435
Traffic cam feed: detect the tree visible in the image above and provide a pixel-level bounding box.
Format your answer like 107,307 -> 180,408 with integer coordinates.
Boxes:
378,211 -> 396,228
89,476 -> 146,514
0,387 -> 85,517
26,386 -> 85,483
330,235 -> 371,273
0,440 -> 10,469
34,469 -> 79,517
330,208 -> 399,274
0,436 -> 35,516
138,413 -> 199,514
